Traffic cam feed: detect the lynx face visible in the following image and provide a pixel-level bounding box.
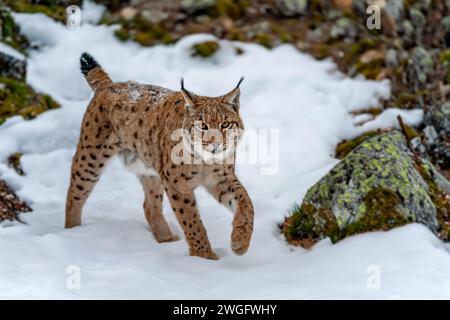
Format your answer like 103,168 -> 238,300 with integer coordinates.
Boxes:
180,80 -> 244,163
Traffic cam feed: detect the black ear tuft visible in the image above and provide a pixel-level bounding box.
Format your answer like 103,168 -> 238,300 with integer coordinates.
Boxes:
180,77 -> 194,100
236,76 -> 244,89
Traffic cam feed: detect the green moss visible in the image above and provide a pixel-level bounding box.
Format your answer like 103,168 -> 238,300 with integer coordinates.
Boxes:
0,76 -> 60,125
284,188 -> 410,247
0,6 -> 29,53
351,107 -> 383,117
207,0 -> 249,19
415,162 -> 450,240
7,152 -> 24,176
191,40 -> 220,57
335,130 -> 379,159
308,43 -> 332,60
440,50 -> 450,84
283,203 -> 339,247
394,91 -> 427,109
254,33 -> 273,49
228,29 -> 247,42
343,188 -> 410,237
354,58 -> 384,80
3,0 -> 67,22
341,38 -> 379,67
111,15 -> 175,46
114,28 -> 130,42
278,31 -> 293,44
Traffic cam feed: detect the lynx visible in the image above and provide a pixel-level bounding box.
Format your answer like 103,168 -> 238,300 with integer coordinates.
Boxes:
65,53 -> 254,260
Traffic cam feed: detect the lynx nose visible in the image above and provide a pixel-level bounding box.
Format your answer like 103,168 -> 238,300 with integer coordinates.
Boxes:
211,142 -> 221,154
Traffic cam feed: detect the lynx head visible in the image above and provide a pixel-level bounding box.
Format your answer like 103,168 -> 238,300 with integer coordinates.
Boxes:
180,78 -> 245,162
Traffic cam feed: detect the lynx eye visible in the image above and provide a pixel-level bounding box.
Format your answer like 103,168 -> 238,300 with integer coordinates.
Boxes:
221,121 -> 231,129
195,122 -> 209,131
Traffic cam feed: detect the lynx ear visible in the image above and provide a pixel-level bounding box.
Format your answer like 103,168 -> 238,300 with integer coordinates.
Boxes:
222,77 -> 244,111
180,78 -> 196,108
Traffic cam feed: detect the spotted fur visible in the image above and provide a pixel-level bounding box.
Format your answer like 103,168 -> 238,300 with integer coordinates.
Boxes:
65,53 -> 254,260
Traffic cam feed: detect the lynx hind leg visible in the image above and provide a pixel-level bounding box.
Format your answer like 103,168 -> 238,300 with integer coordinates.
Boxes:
65,106 -> 119,228
138,174 -> 179,243
120,151 -> 178,243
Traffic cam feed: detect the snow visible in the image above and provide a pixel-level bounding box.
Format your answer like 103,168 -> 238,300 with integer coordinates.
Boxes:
0,9 -> 448,299
0,42 -> 25,60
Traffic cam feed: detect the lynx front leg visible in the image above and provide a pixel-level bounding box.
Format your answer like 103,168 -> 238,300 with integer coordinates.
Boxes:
163,183 -> 218,260
206,172 -> 254,255
138,175 -> 179,243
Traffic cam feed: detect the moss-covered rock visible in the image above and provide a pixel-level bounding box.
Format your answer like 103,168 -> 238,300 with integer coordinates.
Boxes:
0,76 -> 60,125
284,131 -> 450,248
191,40 -> 220,57
0,179 -> 31,221
0,4 -> 29,53
7,152 -> 24,176
335,130 -> 379,159
3,0 -> 68,23
0,43 -> 27,81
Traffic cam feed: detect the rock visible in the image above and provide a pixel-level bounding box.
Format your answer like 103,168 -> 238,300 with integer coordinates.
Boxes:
442,16 -> 450,34
411,0 -> 432,12
400,19 -> 415,43
330,17 -> 358,39
181,0 -> 216,13
119,7 -> 138,20
384,0 -> 404,22
283,131 -> 450,247
410,136 -> 427,157
409,46 -> 433,86
0,5 -> 28,52
423,125 -> 439,145
276,0 -> 308,16
424,102 -> 450,136
141,8 -> 169,24
0,42 -> 26,80
0,76 -> 60,125
385,48 -> 398,67
0,179 -> 31,221
306,26 -> 330,44
424,102 -> 450,174
409,8 -> 426,31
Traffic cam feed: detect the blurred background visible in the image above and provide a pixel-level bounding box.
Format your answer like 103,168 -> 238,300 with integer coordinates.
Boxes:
1,1 -> 449,179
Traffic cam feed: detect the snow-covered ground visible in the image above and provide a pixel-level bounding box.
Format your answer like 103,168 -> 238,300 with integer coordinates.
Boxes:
0,6 -> 449,299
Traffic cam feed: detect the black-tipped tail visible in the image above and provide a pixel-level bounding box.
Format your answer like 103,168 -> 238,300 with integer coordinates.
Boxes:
80,53 -> 112,90
80,52 -> 99,75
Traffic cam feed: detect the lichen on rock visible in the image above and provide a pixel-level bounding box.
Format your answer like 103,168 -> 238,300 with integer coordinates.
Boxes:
284,131 -> 450,248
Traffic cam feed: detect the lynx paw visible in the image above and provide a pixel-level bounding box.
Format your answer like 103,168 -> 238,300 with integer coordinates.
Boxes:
191,250 -> 219,260
156,234 -> 180,243
231,227 -> 252,255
